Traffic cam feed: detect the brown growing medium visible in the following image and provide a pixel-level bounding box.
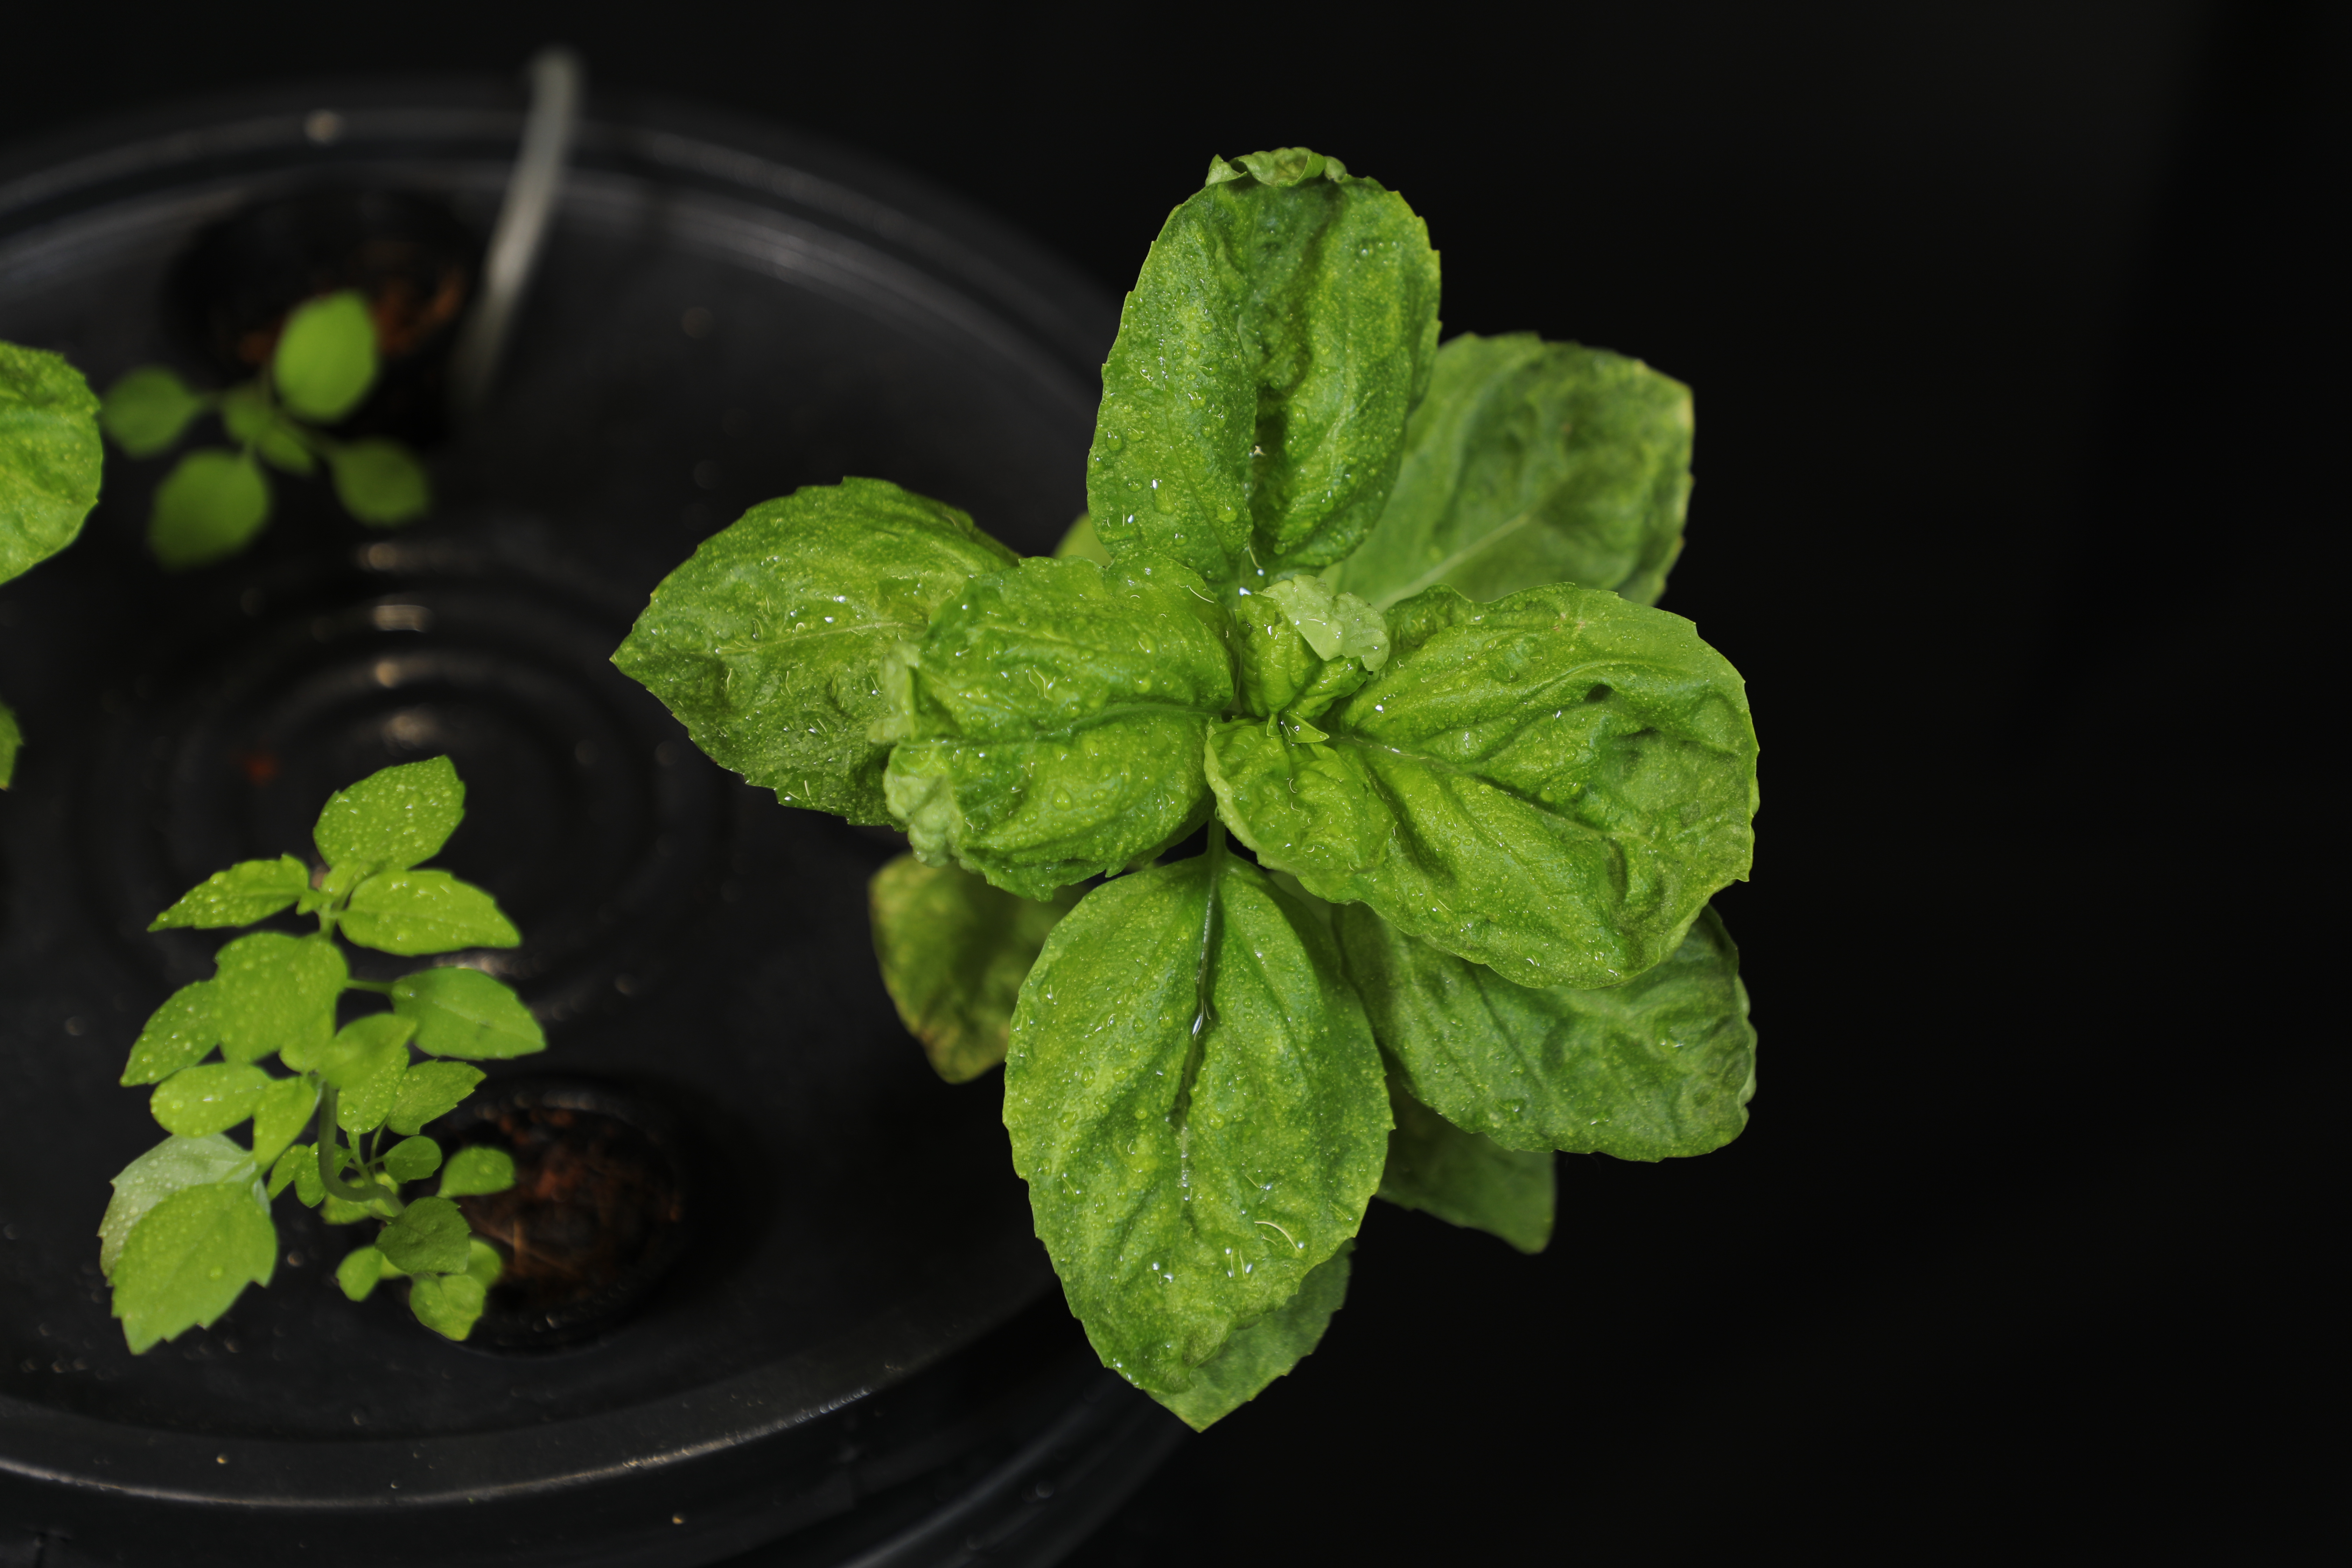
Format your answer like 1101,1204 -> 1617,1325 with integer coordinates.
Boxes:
454,1104 -> 684,1318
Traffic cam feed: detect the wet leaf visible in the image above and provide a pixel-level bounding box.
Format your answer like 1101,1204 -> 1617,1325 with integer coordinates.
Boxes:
377,1194 -> 470,1275
1004,852 -> 1387,1399
392,967 -> 544,1060
341,869 -> 519,955
1375,1071 -> 1553,1252
881,554 -> 1233,897
98,1133 -> 253,1277
438,1145 -> 514,1198
1335,334 -> 1695,611
1087,150 -> 1440,582
1207,582 -> 1757,988
149,1062 -> 269,1137
210,932 -> 345,1065
407,1270 -> 488,1339
149,855 -> 310,930
614,478 -> 1018,823
314,755 -> 465,874
121,982 -> 221,1085
383,1135 -> 442,1183
1342,903 -> 1755,1159
1159,1242 -> 1352,1431
336,1245 -> 390,1301
109,1180 -> 275,1353
0,341 -> 103,584
387,1060 -> 484,1136
315,1013 -> 415,1133
870,853 -> 1083,1082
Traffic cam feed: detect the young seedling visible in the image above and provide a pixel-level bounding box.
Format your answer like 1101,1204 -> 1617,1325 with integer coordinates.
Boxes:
99,289 -> 430,570
100,756 -> 546,1350
617,148 -> 1762,1429
0,340 -> 105,785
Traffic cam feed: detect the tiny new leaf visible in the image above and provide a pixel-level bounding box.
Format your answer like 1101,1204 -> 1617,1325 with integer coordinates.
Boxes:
210,932 -> 345,1065
149,1062 -> 270,1138
438,1144 -> 516,1198
1343,903 -> 1756,1159
392,967 -> 545,1059
110,1180 -> 275,1353
340,869 -> 520,955
881,553 -> 1233,897
1207,582 -> 1757,988
272,291 -> 377,424
1087,150 -> 1440,581
1160,1242 -> 1353,1432
614,478 -> 1018,822
99,1133 -> 253,1276
0,341 -> 104,584
377,1195 -> 471,1275
1004,850 -> 1387,1399
1376,1072 -> 1555,1253
1334,334 -> 1695,611
869,853 -> 1082,1082
314,754 -> 465,873
150,449 -> 270,571
149,855 -> 310,930
99,365 -> 206,458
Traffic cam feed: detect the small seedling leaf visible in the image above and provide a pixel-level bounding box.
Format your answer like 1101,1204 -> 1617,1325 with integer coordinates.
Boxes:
378,1195 -> 470,1276
149,448 -> 270,571
383,1135 -> 442,1183
121,982 -> 221,1085
149,1062 -> 270,1137
149,855 -> 310,930
100,365 -> 207,458
210,932 -> 344,1065
317,1014 -> 415,1134
314,755 -> 464,873
329,438 -> 429,525
407,1270 -> 487,1340
99,1133 -> 253,1277
392,967 -> 544,1060
110,1180 -> 275,1353
336,1246 -> 390,1301
387,1060 -> 484,1136
248,1074 -> 320,1168
272,291 -> 377,423
341,869 -> 520,955
437,1144 -> 514,1198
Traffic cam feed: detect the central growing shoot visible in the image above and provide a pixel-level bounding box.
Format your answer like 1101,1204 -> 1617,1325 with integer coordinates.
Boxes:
618,148 -> 1761,1428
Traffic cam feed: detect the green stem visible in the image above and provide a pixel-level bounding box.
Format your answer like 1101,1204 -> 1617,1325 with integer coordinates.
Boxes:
344,978 -> 393,994
314,1087 -> 400,1213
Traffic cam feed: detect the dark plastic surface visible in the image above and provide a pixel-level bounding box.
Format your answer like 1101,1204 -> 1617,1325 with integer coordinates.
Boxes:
0,78 -> 1180,1567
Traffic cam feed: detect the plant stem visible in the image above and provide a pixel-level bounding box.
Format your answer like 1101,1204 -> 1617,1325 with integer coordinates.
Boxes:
314,1087 -> 400,1213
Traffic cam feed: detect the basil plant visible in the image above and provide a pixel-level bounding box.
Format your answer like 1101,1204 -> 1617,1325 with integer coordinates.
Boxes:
617,147 -> 1761,1430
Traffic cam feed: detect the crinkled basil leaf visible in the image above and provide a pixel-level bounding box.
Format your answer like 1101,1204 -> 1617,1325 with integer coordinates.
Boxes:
272,291 -> 377,424
121,981 -> 221,1085
1343,902 -> 1755,1159
387,1060 -> 485,1136
109,1179 -> 275,1353
340,869 -> 520,955
1004,852 -> 1387,1399
149,854 -> 310,930
149,1062 -> 270,1137
314,755 -> 464,874
1087,151 -> 1440,582
1376,1069 -> 1554,1253
1335,334 -> 1695,611
615,478 -> 1017,823
0,341 -> 103,584
881,554 -> 1233,898
1206,582 -> 1757,987
210,932 -> 346,1065
869,853 -> 1083,1083
328,437 -> 429,525
149,448 -> 270,571
99,365 -> 206,458
1160,1241 -> 1352,1431
391,966 -> 545,1059
98,1132 -> 254,1277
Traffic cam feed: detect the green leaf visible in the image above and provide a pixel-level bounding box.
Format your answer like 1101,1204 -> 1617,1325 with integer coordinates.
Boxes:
148,855 -> 310,930
336,1245 -> 389,1301
1052,512 -> 1112,564
438,1144 -> 515,1198
1205,582 -> 1757,988
314,755 -> 465,873
0,699 -> 18,788
1262,576 -> 1390,671
1158,1242 -> 1352,1431
272,290 -> 377,423
464,1235 -> 503,1288
1376,1070 -> 1554,1253
266,1141 -> 311,1200
880,554 -> 1233,898
1334,335 -> 1695,612
326,437 -> 429,524
149,1062 -> 269,1137
99,365 -> 206,458
383,1135 -> 442,1183
249,1074 -> 319,1168
340,869 -> 520,955
0,341 -> 104,585
315,1013 -> 415,1133
377,1194 -> 470,1275
109,1180 -> 275,1353
1342,902 -> 1756,1160
869,853 -> 1083,1082
219,386 -> 316,476
387,1060 -> 485,1136
1004,849 -> 1388,1398
407,1270 -> 488,1340
98,1133 -> 253,1277
1086,152 -> 1440,582
612,478 -> 1018,824
391,966 -> 545,1059
210,931 -> 345,1065
149,448 -> 270,570
121,982 -> 222,1085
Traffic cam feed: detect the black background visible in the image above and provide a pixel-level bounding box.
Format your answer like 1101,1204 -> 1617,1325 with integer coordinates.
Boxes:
4,1 -> 2337,1559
